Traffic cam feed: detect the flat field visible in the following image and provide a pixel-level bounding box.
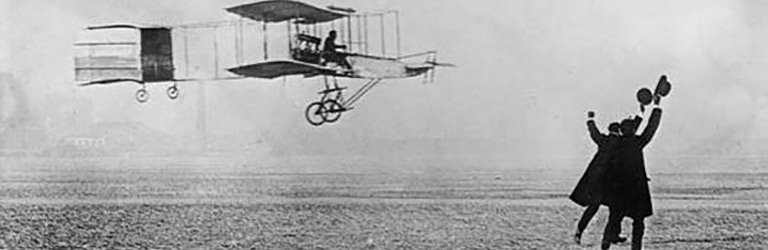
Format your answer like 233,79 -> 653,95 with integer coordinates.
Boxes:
1,156 -> 766,249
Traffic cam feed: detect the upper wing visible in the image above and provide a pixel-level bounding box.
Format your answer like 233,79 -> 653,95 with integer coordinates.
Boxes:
227,60 -> 347,79
226,0 -> 348,24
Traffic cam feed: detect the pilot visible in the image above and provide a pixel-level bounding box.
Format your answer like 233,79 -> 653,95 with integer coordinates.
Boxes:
322,30 -> 351,69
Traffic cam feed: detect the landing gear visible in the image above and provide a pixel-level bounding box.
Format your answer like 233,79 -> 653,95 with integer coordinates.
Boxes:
303,77 -> 381,126
305,102 -> 326,126
135,88 -> 150,103
167,85 -> 179,100
304,77 -> 350,126
304,99 -> 346,127
322,99 -> 343,123
133,83 -> 181,103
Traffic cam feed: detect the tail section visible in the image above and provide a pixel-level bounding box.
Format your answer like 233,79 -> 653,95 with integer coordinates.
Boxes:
401,51 -> 454,82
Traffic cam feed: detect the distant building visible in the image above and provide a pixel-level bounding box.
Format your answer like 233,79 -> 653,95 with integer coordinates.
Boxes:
62,137 -> 107,149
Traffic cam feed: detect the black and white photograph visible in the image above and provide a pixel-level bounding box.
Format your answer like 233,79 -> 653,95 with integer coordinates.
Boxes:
1,0 -> 767,249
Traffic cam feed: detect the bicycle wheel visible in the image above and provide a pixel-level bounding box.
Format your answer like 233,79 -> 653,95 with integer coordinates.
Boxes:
167,85 -> 179,100
322,99 -> 343,123
305,102 -> 325,126
135,89 -> 150,103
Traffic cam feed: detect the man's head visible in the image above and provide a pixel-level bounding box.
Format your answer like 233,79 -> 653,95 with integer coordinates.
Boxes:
328,30 -> 337,39
608,122 -> 621,136
620,116 -> 642,136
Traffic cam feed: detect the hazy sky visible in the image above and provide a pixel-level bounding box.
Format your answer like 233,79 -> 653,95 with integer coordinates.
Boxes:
3,0 -> 768,159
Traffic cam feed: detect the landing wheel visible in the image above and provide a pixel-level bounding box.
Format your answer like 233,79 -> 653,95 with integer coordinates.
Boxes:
322,99 -> 343,123
305,102 -> 325,126
167,85 -> 179,100
135,89 -> 150,103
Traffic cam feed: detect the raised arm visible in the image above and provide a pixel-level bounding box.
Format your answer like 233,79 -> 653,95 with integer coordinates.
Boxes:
586,111 -> 608,145
639,107 -> 662,147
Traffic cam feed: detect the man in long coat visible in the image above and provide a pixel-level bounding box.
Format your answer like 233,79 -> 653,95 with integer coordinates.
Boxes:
602,97 -> 663,250
569,111 -> 624,244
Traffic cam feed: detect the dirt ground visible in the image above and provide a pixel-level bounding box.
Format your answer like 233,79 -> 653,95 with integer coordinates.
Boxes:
1,156 -> 767,249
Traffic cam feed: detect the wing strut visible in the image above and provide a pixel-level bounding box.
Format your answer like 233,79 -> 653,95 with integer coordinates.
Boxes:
342,78 -> 381,108
262,21 -> 268,60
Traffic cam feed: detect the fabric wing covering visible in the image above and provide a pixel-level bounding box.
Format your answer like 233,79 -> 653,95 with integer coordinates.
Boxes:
228,60 -> 337,79
226,0 -> 347,23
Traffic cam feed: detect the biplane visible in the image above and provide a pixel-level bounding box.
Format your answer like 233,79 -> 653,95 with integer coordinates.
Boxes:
74,0 -> 453,126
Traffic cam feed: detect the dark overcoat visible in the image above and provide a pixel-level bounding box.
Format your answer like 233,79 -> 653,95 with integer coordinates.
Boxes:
608,108 -> 662,219
569,120 -> 620,207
